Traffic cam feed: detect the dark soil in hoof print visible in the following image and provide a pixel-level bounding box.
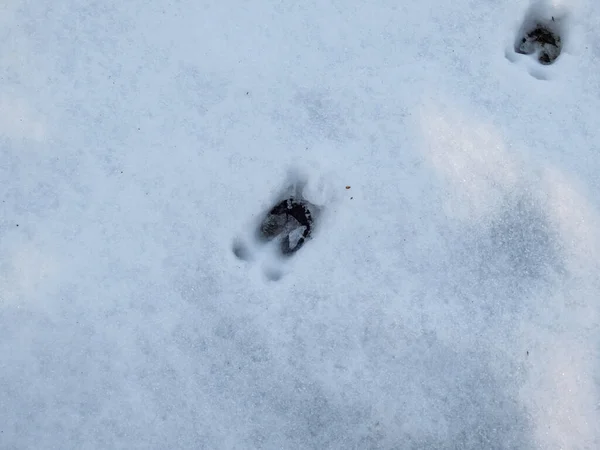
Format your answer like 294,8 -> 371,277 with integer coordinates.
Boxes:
257,198 -> 313,256
515,9 -> 563,66
516,23 -> 561,65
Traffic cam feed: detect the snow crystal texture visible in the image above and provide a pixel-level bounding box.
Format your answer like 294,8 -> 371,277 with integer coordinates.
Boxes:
1,0 -> 599,448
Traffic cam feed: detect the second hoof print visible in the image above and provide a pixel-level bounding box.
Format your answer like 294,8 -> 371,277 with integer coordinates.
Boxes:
516,22 -> 561,65
514,3 -> 566,66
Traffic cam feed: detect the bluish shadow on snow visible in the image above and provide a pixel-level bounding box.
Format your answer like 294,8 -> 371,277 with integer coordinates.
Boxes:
488,193 -> 563,281
174,63 -> 230,117
272,86 -> 357,146
169,276 -> 535,449
449,189 -> 565,313
362,331 -> 532,449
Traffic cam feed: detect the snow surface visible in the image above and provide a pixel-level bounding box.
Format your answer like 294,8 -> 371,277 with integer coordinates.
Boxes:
1,0 -> 599,448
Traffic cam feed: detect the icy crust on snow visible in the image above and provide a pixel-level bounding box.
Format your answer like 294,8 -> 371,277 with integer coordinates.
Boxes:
1,0 -> 599,448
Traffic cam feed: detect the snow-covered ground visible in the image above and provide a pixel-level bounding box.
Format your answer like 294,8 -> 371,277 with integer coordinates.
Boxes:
1,0 -> 599,448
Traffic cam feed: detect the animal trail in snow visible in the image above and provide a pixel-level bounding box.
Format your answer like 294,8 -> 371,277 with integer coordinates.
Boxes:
258,198 -> 314,256
231,167 -> 329,281
513,2 -> 566,66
